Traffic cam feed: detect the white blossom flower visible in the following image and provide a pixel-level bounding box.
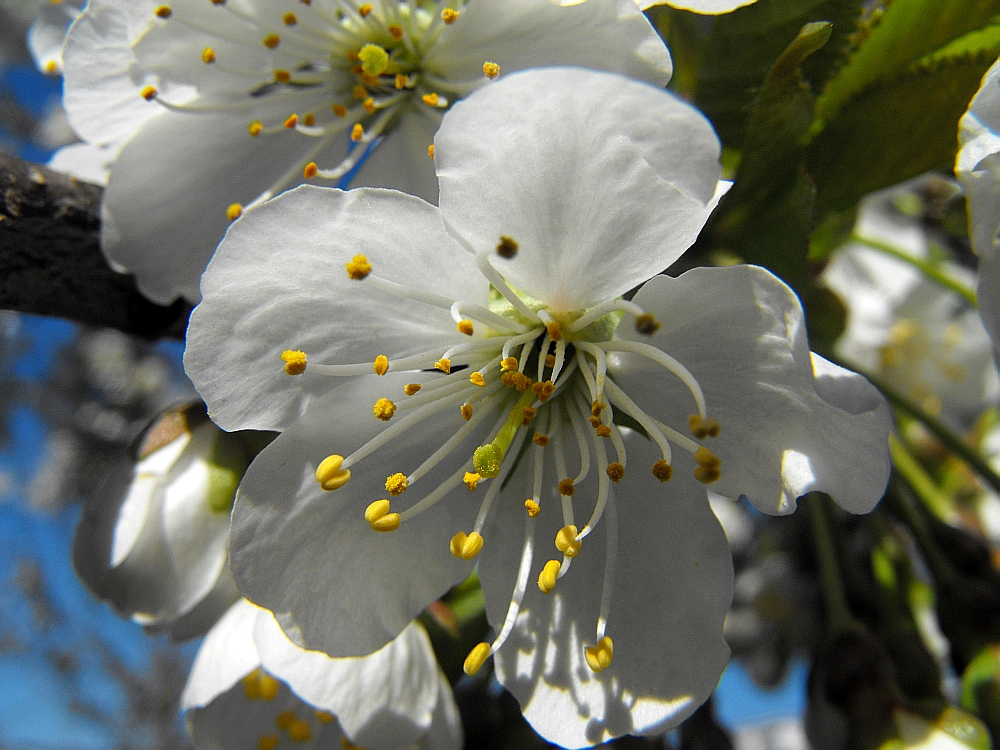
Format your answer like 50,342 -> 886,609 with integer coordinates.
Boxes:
957,57 -> 1000,365
823,176 -> 998,429
633,0 -> 757,12
183,599 -> 460,750
73,402 -> 256,639
184,67 -> 892,747
58,0 -> 671,305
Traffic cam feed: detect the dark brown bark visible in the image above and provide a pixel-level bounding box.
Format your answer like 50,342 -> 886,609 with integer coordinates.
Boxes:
0,150 -> 190,338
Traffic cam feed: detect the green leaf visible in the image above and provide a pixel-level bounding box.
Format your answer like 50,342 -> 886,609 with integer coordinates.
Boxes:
704,22 -> 832,292
808,53 -> 998,212
814,0 -> 1000,127
921,20 -> 1000,64
691,0 -> 862,147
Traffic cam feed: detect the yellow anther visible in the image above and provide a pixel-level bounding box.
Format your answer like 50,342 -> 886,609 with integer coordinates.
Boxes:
332,104 -> 348,117
500,357 -> 518,372
545,321 -> 563,342
428,144 -> 435,159
141,85 -> 158,101
288,719 -> 311,742
606,462 -> 625,483
302,113 -> 316,126
211,0 -> 225,4
652,459 -> 672,482
463,642 -> 491,676
555,525 -> 582,558
501,371 -> 532,391
496,235 -> 519,258
248,122 -> 263,139
689,415 -> 721,439
521,406 -> 538,426
694,447 -> 721,468
274,69 -> 291,83
694,465 -> 721,484
591,401 -> 605,418
363,97 -> 376,114
544,353 -> 556,368
456,319 -> 474,336
345,253 -> 371,279
371,512 -> 399,532
243,668 -> 264,699
388,24 -> 403,40
557,478 -> 574,496
531,380 -> 555,402
449,531 -> 484,560
259,736 -> 279,750
463,471 -> 481,491
315,711 -> 334,723
395,73 -> 409,89
44,60 -> 58,74
259,673 -> 279,701
434,358 -> 451,374
441,7 -> 459,23
303,162 -> 318,179
525,499 -> 540,517
202,47 -> 216,63
483,61 -> 500,79
351,123 -> 364,142
364,499 -> 390,524
634,313 -> 661,335
226,203 -> 243,221
404,383 -> 421,396
469,372 -> 486,387
341,738 -> 364,750
373,355 -> 389,375
373,397 -> 396,421
358,3 -> 372,16
533,432 -> 549,447
461,403 -> 474,420
316,454 -> 351,491
284,113 -> 298,128
283,12 -> 297,25
538,559 -> 561,594
358,43 -> 390,76
352,84 -> 367,99
154,5 -> 171,18
263,33 -> 280,48
276,711 -> 296,730
385,472 -> 408,495
584,636 -> 614,673
281,349 -> 307,375
588,415 -> 601,427
422,93 -> 440,106
595,424 -> 611,438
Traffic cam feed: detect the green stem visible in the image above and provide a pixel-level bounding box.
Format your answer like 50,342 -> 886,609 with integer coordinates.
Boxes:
853,233 -> 978,307
888,433 -> 955,523
884,477 -> 954,585
806,493 -> 860,635
865,371 -> 1000,495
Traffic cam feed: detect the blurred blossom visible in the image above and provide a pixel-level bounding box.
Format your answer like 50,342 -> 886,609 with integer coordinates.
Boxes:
183,600 -> 461,750
57,0 -> 672,304
957,57 -> 1000,367
823,175 -> 998,429
73,402 -> 267,640
185,67 -> 892,747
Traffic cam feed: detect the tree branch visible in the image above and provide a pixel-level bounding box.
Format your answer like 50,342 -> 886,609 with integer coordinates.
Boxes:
0,150 -> 191,338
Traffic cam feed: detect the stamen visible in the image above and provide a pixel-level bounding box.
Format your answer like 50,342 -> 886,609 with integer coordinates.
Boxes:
485,512 -> 536,658
404,384 -> 421,395
441,8 -> 459,23
538,559 -> 561,593
141,85 -> 158,101
501,328 -> 544,361
364,499 -> 400,532
434,358 -> 451,374
315,454 -> 351,491
567,299 -> 645,334
262,33 -> 280,49
606,462 -> 624,482
248,120 -> 263,136
373,397 -> 396,421
689,415 -> 721,439
652,459 -> 673,482
351,123 -> 364,142
457,320 -> 474,336
461,403 -> 473,420
449,531 -> 484,560
397,464 -> 468,522
598,340 -> 706,418
555,525 -> 581,557
281,349 -> 307,375
373,355 -> 389,375
584,636 -> 614,673
466,247 -> 539,322
154,5 -> 172,18
634,314 -> 661,335
464,472 -> 481,490
693,447 -> 722,484
537,310 -> 563,342
385,472 -> 408,495
496,236 -> 518,258
470,372 -> 486,387
345,254 -> 371,280
463,642 -> 490,676
524,499 -> 540,517
202,47 -> 216,63
450,301 -> 527,333
483,61 -> 499,79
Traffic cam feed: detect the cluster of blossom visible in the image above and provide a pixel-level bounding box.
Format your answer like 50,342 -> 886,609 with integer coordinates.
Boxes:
30,0 -> 1000,747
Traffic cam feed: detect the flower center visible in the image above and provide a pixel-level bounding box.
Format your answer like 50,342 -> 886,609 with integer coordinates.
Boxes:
141,1 -> 485,215
280,241 -> 724,676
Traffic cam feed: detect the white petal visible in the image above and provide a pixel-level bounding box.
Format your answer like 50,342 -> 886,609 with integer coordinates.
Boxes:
480,435 -> 732,748
100,103 -> 346,305
181,598 -> 262,710
229,374 -> 483,657
427,0 -> 671,97
255,618 -> 443,750
613,265 -> 892,515
27,0 -> 82,75
185,185 -> 486,432
437,67 -> 722,312
417,671 -> 463,750
637,0 -> 758,13
958,59 -> 1000,259
979,242 -> 1000,365
47,142 -> 120,186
